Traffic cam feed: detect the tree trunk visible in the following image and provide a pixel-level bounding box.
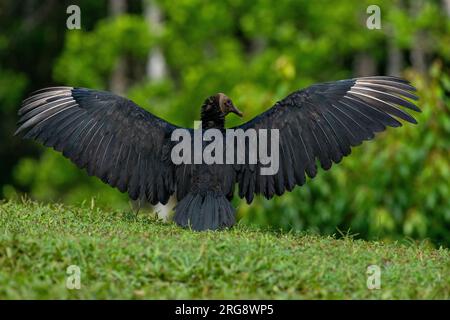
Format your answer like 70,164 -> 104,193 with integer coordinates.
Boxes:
353,52 -> 376,77
109,0 -> 128,94
409,0 -> 428,75
443,0 -> 450,17
386,26 -> 403,77
145,0 -> 167,81
109,0 -> 127,16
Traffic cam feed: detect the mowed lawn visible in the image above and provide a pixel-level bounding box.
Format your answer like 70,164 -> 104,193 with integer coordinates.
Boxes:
0,200 -> 448,299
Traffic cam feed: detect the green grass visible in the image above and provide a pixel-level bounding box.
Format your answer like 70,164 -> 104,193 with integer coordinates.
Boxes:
0,200 -> 448,299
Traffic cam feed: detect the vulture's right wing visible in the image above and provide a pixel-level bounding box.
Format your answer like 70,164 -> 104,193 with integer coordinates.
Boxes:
16,87 -> 179,204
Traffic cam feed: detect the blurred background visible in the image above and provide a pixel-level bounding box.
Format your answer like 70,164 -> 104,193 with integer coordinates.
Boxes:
0,0 -> 449,246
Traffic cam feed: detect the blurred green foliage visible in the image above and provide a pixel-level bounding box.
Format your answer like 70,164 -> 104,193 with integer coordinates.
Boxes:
1,0 -> 449,245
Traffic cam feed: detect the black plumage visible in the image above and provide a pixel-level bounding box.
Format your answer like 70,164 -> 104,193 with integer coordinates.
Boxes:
15,76 -> 420,231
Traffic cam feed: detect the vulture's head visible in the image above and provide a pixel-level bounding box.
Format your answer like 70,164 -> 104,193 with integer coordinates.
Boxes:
201,93 -> 243,125
215,93 -> 243,117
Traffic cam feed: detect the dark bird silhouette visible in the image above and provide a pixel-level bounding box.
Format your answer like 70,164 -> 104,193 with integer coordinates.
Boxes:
15,76 -> 420,231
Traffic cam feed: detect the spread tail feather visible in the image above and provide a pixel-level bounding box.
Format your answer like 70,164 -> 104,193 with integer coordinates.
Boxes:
174,192 -> 235,231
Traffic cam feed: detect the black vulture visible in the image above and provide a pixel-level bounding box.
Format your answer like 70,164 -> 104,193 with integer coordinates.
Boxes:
15,76 -> 420,231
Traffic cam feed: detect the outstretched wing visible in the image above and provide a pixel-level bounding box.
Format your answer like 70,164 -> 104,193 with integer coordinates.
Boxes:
232,76 -> 420,203
16,87 -> 179,204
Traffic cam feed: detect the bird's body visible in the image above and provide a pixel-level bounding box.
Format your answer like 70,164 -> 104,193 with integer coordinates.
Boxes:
16,76 -> 420,231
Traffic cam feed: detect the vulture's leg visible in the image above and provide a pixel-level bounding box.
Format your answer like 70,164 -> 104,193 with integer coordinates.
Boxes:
154,196 -> 177,222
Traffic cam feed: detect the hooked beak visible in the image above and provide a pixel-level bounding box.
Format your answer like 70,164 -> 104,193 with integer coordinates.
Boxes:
230,104 -> 243,117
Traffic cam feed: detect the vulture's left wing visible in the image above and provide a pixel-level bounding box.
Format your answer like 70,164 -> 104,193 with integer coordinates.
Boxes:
16,87 -> 180,204
231,76 -> 420,203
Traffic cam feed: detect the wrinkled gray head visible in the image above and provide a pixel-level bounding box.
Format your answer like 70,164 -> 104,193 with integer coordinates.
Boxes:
212,93 -> 243,117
